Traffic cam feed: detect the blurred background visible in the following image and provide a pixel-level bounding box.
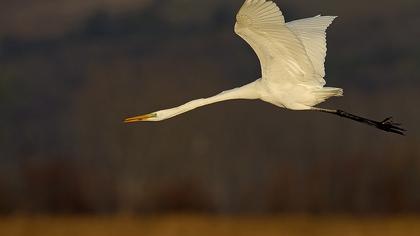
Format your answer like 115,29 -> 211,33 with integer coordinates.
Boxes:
1,0 -> 420,234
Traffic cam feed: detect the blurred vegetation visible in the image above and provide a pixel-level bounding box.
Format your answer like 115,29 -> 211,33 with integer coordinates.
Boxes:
1,215 -> 420,236
0,0 -> 419,215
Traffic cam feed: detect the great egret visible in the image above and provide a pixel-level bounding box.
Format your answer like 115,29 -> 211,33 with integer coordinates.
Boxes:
125,0 -> 405,135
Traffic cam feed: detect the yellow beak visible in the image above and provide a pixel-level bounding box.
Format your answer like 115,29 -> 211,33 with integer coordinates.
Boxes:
124,113 -> 157,123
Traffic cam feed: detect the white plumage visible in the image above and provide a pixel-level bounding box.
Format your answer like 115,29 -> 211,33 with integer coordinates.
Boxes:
287,15 -> 336,79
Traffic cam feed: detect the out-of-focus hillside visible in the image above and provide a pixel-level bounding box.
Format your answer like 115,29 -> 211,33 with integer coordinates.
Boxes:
0,0 -> 152,38
2,0 -> 419,39
0,0 -> 419,214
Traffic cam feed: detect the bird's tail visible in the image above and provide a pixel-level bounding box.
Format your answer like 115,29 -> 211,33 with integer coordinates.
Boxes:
313,87 -> 343,103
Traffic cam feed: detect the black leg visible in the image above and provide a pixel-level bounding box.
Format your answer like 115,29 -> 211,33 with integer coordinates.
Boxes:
314,108 -> 406,136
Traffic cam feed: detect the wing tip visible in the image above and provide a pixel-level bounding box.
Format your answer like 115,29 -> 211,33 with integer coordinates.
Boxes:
315,15 -> 339,24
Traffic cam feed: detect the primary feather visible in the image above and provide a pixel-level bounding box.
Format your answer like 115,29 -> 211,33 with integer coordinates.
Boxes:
287,15 -> 337,80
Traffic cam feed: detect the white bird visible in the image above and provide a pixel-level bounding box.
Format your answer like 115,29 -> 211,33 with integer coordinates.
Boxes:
125,0 -> 405,135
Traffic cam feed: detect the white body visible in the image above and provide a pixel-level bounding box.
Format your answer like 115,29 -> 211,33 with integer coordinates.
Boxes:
125,0 -> 343,122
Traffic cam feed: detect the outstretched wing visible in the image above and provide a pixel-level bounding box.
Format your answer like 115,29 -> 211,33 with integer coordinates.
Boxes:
234,0 -> 320,85
286,15 -> 337,78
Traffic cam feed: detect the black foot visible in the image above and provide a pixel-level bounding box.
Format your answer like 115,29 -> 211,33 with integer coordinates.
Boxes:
376,117 -> 406,136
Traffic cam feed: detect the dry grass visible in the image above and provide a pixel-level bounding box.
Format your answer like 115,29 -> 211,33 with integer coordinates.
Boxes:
1,215 -> 420,236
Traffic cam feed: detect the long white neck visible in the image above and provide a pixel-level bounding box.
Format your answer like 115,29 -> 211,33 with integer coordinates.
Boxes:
155,80 -> 261,121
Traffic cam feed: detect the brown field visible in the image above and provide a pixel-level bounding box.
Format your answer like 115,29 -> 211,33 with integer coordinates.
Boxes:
1,215 -> 420,236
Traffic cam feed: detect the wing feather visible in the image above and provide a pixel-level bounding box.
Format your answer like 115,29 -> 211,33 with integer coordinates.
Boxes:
286,15 -> 337,78
235,0 -> 320,85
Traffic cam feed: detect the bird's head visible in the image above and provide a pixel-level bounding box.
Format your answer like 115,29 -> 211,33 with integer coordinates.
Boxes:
124,112 -> 159,123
